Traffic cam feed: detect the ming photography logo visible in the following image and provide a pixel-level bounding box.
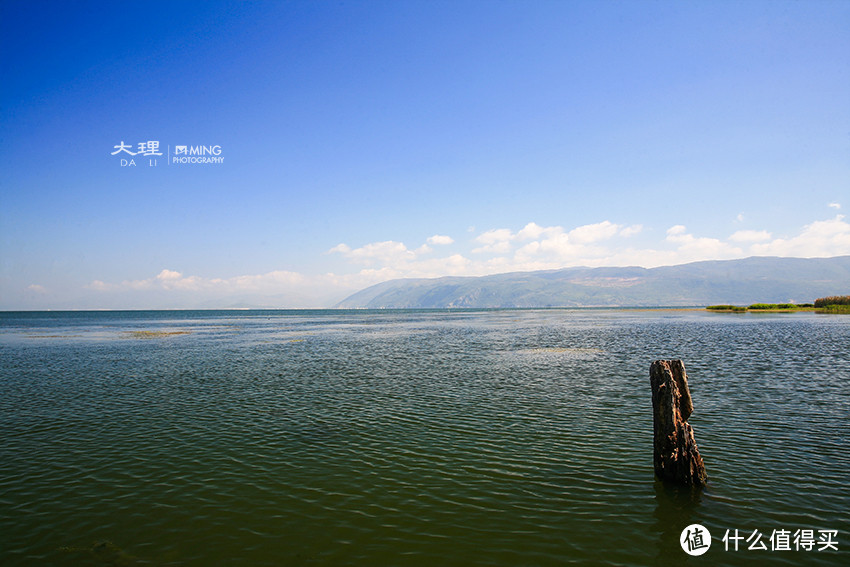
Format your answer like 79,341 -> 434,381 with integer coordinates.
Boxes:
111,140 -> 223,167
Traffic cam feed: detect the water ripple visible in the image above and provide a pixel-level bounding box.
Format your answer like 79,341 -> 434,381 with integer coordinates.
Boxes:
1,309 -> 848,565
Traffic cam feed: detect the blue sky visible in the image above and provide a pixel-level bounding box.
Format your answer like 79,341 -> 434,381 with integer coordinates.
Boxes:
1,0 -> 848,309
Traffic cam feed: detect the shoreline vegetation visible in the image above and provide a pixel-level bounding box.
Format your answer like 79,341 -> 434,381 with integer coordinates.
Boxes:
707,296 -> 850,314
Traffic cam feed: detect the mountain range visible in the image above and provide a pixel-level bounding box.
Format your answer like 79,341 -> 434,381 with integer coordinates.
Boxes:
335,256 -> 850,308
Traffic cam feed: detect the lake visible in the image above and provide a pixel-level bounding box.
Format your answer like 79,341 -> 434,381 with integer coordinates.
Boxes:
1,309 -> 847,566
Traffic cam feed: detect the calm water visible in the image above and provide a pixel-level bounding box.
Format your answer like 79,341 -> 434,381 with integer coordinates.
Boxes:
1,309 -> 848,566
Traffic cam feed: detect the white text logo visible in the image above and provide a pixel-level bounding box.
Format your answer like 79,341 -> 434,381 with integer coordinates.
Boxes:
111,141 -> 224,167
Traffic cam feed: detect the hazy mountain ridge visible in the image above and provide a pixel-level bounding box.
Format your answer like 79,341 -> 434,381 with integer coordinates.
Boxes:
335,256 -> 850,308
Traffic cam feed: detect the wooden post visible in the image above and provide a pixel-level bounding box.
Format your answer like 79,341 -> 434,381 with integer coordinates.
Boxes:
650,360 -> 707,486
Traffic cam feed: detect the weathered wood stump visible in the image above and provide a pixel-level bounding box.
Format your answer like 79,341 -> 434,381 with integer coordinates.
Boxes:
650,360 -> 707,486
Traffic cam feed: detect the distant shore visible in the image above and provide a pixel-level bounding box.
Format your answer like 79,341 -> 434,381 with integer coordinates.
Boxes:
707,296 -> 850,313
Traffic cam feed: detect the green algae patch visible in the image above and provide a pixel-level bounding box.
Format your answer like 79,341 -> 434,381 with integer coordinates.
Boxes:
519,347 -> 605,355
59,540 -> 141,565
124,330 -> 192,339
25,334 -> 85,338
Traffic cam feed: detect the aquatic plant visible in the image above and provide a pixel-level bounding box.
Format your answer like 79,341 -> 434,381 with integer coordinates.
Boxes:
706,305 -> 747,312
817,304 -> 850,314
814,295 -> 850,307
708,303 -> 808,312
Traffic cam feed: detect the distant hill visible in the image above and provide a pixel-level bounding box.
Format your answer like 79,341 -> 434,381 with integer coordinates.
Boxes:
335,256 -> 850,308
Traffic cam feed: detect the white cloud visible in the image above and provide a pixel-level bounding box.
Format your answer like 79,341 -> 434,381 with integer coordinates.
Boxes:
230,270 -> 306,290
667,225 -> 687,237
472,221 -> 630,268
145,269 -> 203,291
516,222 -> 562,241
516,222 -> 546,240
157,269 -> 182,281
27,284 -> 47,293
328,243 -> 351,254
473,228 -> 515,253
86,268 -> 340,308
750,215 -> 850,257
729,229 -> 772,243
83,215 -> 850,308
475,228 -> 514,244
472,240 -> 512,254
473,221 -> 621,255
95,269 -> 308,295
472,228 -> 515,254
619,224 -> 643,237
427,234 -> 454,245
568,220 -> 620,244
665,226 -> 743,261
329,240 -> 416,265
828,202 -> 841,210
